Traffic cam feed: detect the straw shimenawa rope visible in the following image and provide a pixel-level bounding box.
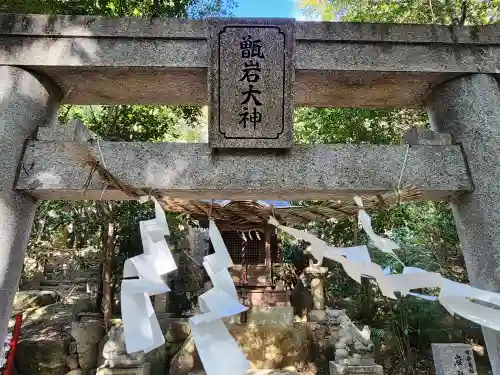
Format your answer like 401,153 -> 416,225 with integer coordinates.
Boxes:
158,188 -> 422,230
78,136 -> 421,226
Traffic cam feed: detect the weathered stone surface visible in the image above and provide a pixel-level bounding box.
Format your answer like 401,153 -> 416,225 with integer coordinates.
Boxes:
432,343 -> 477,375
402,127 -> 452,146
233,324 -> 305,369
101,325 -> 145,368
187,226 -> 208,266
427,74 -> 500,375
308,310 -> 327,323
303,322 -> 333,374
10,302 -> 74,333
71,318 -> 104,370
166,342 -> 182,359
71,297 -> 97,322
0,65 -> 60,367
170,321 -> 341,374
96,364 -> 151,375
98,319 -> 183,372
17,142 -> 471,201
2,14 -> 500,108
4,13 -> 500,44
66,354 -> 79,370
208,19 -> 294,148
248,307 -> 293,326
225,307 -> 293,326
329,363 -> 384,375
65,370 -> 84,375
15,329 -> 71,375
334,312 -> 374,367
165,319 -> 191,343
310,278 -> 325,310
145,346 -> 167,375
170,325 -> 309,375
169,334 -> 202,375
13,290 -> 60,311
38,119 -> 93,142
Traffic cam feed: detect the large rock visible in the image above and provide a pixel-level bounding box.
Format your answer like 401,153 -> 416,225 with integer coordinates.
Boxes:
146,345 -> 167,375
169,335 -> 202,375
166,342 -> 182,360
170,320 -> 340,375
15,328 -> 71,375
13,290 -> 60,312
232,325 -> 305,369
169,324 -> 307,375
301,322 -> 333,374
150,318 -> 190,374
65,371 -> 84,375
71,317 -> 104,371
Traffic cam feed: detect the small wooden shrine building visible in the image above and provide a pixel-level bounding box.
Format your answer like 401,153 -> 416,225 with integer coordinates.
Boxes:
159,191 -> 418,309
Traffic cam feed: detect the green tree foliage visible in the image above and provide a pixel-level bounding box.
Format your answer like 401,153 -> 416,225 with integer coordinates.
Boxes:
295,108 -> 426,145
299,0 -> 500,25
0,0 -> 235,18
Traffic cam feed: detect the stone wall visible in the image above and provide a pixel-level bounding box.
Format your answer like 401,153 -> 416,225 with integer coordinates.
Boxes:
11,292 -> 102,375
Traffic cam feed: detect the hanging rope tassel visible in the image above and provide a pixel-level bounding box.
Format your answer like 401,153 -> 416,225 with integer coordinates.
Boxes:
241,231 -> 247,285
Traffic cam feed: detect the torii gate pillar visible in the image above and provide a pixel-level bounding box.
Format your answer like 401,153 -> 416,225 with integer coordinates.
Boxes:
0,66 -> 60,353
427,74 -> 500,375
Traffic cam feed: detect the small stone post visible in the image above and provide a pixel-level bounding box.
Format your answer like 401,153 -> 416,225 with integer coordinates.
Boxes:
304,265 -> 328,310
426,74 -> 500,375
0,66 -> 60,352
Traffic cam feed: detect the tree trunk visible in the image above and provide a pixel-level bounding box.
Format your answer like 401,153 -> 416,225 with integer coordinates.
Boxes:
95,262 -> 103,314
98,202 -> 116,332
103,217 -> 115,331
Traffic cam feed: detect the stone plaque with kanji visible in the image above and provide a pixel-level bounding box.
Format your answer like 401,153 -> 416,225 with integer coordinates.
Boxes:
208,19 -> 295,149
432,343 -> 478,375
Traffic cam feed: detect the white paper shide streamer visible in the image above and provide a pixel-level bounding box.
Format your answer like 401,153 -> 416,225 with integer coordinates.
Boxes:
121,197 -> 177,354
269,196 -> 500,332
120,199 -> 250,374
189,220 -> 251,375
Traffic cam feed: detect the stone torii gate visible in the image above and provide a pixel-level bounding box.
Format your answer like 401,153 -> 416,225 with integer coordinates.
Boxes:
1,13 -> 500,373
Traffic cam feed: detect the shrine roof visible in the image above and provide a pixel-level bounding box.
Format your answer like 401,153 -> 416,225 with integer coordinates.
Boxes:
159,188 -> 421,231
